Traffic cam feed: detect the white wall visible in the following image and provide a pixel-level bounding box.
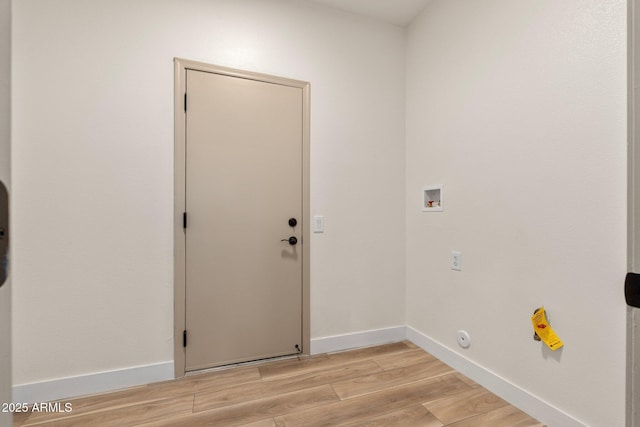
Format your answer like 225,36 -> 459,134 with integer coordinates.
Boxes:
0,0 -> 10,424
406,1 -> 626,426
14,1 -> 629,424
12,0 -> 406,387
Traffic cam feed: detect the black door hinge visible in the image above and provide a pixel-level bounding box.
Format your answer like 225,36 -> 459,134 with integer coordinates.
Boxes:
184,93 -> 187,112
183,212 -> 187,229
183,330 -> 187,347
626,273 -> 640,308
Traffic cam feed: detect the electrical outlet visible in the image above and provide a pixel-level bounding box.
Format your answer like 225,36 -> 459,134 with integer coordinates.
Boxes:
451,251 -> 462,271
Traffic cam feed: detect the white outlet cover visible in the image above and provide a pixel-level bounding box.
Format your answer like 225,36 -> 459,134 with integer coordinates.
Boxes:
457,330 -> 471,349
451,251 -> 462,271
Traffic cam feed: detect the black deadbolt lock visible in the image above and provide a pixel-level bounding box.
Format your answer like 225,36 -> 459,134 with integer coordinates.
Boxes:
288,218 -> 297,227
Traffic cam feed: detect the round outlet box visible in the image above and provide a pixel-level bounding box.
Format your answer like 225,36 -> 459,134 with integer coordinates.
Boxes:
457,330 -> 471,349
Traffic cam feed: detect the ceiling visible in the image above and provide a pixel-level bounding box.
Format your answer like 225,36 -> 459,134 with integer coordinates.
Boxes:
305,0 -> 432,27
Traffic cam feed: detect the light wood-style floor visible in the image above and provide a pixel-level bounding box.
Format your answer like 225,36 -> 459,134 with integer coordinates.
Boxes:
13,341 -> 544,426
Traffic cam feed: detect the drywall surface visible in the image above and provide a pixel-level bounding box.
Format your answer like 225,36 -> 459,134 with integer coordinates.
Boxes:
12,0 -> 406,385
0,0 -> 10,423
405,1 -> 626,426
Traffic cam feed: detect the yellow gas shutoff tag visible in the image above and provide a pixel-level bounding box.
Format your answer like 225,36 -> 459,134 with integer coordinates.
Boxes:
531,307 -> 563,351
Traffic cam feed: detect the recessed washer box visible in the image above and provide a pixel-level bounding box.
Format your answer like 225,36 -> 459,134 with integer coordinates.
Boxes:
422,185 -> 443,212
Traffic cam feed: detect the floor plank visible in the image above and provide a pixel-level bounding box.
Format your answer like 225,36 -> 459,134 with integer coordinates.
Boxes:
373,348 -> 436,370
195,360 -> 382,411
274,375 -> 470,426
331,358 -> 454,400
10,412 -> 31,427
12,342 -> 543,427
144,385 -> 339,427
445,405 -> 544,427
454,373 -> 480,388
424,387 -> 510,424
340,405 -> 443,427
259,342 -> 412,380
238,419 -> 278,427
22,366 -> 261,424
22,394 -> 195,427
402,340 -> 420,349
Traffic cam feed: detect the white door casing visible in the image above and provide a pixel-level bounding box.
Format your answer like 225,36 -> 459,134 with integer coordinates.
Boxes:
629,1 -> 640,425
0,0 -> 10,424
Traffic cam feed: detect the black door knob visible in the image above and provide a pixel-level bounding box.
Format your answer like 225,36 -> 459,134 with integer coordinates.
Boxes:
288,218 -> 297,227
281,236 -> 298,246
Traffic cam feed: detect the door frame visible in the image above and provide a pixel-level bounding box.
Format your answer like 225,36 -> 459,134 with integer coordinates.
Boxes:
629,1 -> 639,425
0,0 -> 10,423
173,58 -> 310,377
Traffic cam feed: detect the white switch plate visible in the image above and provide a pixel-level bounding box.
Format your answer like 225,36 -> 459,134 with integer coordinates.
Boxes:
451,251 -> 462,271
313,215 -> 324,233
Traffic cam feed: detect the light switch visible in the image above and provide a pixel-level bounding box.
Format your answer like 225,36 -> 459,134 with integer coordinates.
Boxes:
313,215 -> 324,233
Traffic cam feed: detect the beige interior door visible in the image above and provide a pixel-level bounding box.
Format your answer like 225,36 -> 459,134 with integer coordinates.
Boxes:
184,69 -> 303,371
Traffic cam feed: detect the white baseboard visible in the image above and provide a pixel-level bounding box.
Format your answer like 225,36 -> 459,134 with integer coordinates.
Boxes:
10,328 -> 586,427
12,361 -> 174,404
310,325 -> 406,355
406,326 -> 585,427
12,326 -> 404,404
